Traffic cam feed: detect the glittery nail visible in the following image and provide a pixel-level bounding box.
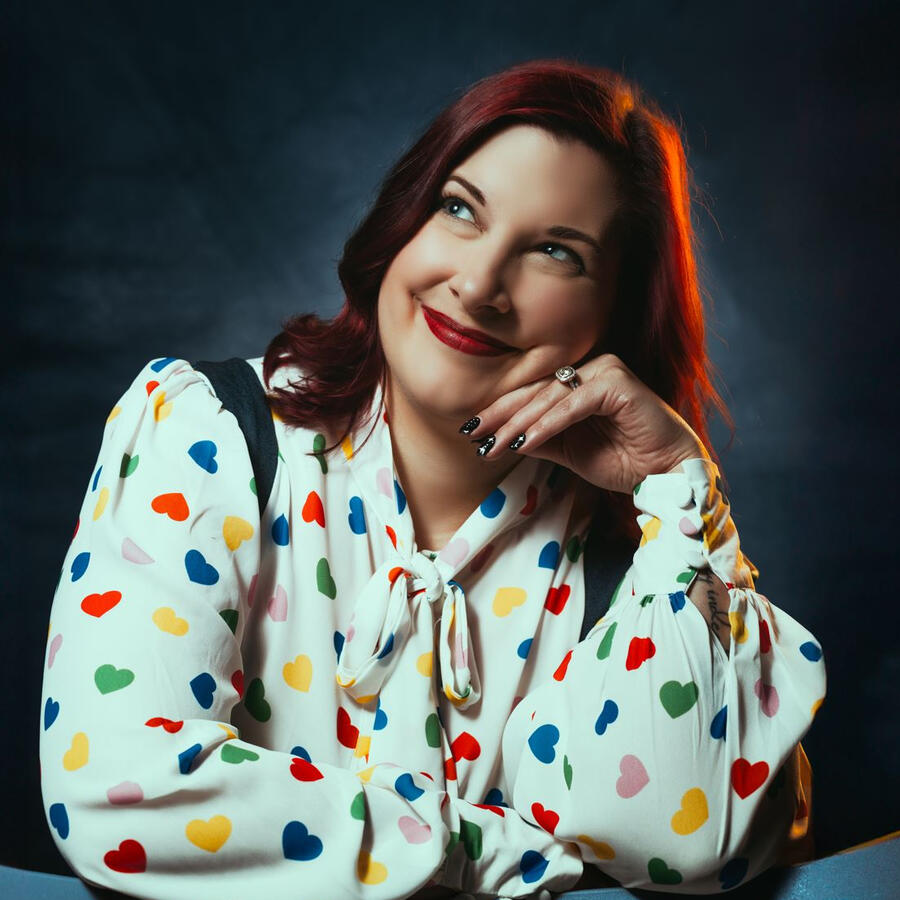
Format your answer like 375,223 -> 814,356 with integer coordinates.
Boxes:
508,433 -> 526,451
476,435 -> 496,456
459,416 -> 481,434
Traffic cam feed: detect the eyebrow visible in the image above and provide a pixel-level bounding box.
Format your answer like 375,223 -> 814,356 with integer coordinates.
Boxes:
445,174 -> 606,259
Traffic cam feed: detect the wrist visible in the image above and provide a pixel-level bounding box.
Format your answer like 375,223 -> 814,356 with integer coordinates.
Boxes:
664,442 -> 712,475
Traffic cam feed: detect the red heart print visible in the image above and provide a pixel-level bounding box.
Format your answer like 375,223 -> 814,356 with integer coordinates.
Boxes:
531,802 -> 559,834
301,491 -> 326,528
474,803 -> 506,817
553,649 -> 573,682
290,758 -> 324,781
337,707 -> 359,749
145,717 -> 183,734
444,757 -> 458,781
519,484 -> 538,516
731,757 -> 770,798
544,584 -> 571,615
231,670 -> 244,698
150,492 -> 189,521
144,380 -> 159,395
625,636 -> 656,670
450,732 -> 481,762
104,839 -> 146,873
81,591 -> 122,618
759,620 -> 772,654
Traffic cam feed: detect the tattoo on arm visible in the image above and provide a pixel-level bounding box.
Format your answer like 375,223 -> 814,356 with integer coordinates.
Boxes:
688,569 -> 732,651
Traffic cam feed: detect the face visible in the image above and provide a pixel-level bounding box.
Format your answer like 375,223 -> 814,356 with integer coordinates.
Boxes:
377,123 -> 622,425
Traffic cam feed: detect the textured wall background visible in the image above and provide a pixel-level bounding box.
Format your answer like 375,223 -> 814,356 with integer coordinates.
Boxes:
4,0 -> 897,876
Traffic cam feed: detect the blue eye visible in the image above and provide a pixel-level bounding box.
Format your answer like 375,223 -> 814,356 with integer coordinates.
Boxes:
539,242 -> 583,269
439,193 -> 477,223
437,192 -> 586,274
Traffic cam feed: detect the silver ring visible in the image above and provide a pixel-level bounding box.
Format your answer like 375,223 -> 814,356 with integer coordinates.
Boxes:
555,365 -> 580,390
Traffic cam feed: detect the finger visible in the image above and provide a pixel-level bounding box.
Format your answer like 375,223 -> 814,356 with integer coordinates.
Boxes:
510,368 -> 632,460
504,384 -> 601,459
473,378 -> 591,461
458,378 -> 549,444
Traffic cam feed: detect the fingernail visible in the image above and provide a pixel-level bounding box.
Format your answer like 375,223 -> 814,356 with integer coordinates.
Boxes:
476,435 -> 496,456
509,433 -> 526,451
459,416 -> 480,434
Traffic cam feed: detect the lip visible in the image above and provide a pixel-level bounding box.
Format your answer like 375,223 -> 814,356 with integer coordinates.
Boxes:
420,304 -> 515,356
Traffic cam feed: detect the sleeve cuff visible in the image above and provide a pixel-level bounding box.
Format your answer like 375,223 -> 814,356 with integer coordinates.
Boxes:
628,457 -> 759,598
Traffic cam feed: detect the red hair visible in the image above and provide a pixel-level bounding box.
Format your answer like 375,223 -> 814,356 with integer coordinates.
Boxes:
263,58 -> 736,546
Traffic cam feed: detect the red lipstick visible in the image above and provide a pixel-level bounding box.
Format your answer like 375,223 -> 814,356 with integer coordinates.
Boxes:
420,305 -> 514,356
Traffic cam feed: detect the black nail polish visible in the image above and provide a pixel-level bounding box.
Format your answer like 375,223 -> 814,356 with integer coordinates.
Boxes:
459,416 -> 481,434
476,435 -> 496,456
509,433 -> 527,451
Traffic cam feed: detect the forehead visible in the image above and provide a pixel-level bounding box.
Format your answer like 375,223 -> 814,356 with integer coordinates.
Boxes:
450,124 -> 621,235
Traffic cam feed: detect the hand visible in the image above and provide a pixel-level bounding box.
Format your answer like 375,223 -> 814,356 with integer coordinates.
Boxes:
461,353 -> 711,495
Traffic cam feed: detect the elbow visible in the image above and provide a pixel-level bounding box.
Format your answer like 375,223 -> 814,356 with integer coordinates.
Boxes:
39,728 -> 144,890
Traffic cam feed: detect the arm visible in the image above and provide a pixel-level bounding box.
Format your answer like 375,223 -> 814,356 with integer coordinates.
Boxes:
687,569 -> 732,652
40,358 -> 582,900
664,457 -> 745,652
500,458 -> 827,893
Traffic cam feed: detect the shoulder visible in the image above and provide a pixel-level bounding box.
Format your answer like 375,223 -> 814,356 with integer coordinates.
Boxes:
102,356 -> 259,468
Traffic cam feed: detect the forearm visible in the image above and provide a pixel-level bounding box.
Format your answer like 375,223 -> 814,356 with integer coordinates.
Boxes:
687,568 -> 732,651
665,454 -> 743,653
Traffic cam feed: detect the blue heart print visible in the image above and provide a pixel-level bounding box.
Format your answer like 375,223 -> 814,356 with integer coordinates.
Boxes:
520,850 -> 550,883
185,549 -> 219,585
272,514 -> 290,546
348,496 -> 367,534
394,773 -> 424,801
711,705 -> 728,740
594,699 -> 619,735
188,440 -> 218,473
190,672 -> 216,709
178,743 -> 202,774
49,802 -> 69,838
538,541 -> 559,569
528,723 -> 560,764
282,821 -> 324,861
479,487 -> 506,518
44,697 -> 60,730
70,552 -> 90,581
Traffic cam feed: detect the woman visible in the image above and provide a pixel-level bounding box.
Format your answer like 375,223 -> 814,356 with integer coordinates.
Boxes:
39,59 -> 826,898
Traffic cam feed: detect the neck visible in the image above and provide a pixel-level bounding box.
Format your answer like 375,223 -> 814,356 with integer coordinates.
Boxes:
383,374 -> 522,552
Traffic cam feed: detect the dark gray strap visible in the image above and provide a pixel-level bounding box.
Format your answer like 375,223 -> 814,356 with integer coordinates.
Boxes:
192,358 -> 278,517
580,517 -> 637,641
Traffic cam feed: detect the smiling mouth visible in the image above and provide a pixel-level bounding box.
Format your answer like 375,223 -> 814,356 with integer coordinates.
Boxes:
420,304 -> 515,356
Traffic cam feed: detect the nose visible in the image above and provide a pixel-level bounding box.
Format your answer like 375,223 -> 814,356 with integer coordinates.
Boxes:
446,245 -> 513,315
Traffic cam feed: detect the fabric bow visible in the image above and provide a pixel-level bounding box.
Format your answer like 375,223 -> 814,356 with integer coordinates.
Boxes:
335,381 -> 557,712
336,550 -> 481,709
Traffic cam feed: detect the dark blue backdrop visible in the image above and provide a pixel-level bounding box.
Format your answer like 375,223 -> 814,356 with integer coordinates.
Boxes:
4,0 -> 898,877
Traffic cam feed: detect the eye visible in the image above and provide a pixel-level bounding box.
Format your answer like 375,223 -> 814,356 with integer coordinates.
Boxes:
538,242 -> 585,272
437,192 -> 586,275
438,192 -> 477,224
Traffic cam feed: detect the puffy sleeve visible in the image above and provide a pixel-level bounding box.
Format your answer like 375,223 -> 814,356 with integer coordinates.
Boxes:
39,357 -> 583,900
500,457 -> 827,894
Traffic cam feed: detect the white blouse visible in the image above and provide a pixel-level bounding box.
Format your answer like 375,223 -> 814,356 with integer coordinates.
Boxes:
39,356 -> 827,899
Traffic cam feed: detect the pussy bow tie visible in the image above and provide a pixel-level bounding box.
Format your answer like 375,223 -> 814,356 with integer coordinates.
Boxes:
336,389 -> 555,711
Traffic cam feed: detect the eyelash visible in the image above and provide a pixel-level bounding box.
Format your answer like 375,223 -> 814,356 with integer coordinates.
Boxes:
437,192 -> 586,274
